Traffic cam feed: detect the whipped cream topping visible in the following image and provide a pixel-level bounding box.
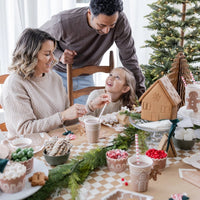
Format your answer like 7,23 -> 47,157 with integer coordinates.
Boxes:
0,162 -> 26,180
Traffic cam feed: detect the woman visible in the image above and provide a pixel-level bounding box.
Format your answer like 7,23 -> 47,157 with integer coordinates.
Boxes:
1,28 -> 87,139
86,67 -> 136,116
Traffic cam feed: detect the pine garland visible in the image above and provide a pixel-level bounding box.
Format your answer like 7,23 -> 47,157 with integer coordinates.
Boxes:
26,125 -> 147,200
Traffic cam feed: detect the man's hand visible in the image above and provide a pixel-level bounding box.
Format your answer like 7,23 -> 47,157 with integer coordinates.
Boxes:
59,49 -> 77,64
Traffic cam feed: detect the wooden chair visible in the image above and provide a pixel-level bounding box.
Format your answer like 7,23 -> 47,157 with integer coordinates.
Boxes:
0,74 -> 9,131
67,51 -> 114,106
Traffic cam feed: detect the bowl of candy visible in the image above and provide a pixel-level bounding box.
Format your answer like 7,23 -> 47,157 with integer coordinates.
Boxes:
11,147 -> 34,174
146,148 -> 167,170
106,149 -> 128,173
10,137 -> 32,149
173,127 -> 195,150
43,137 -> 72,166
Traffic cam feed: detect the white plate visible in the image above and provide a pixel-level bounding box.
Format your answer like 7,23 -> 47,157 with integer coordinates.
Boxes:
0,158 -> 49,200
129,117 -> 171,133
182,153 -> 200,169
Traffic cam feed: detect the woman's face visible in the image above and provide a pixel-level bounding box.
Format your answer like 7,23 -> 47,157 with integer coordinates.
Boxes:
34,40 -> 55,77
105,68 -> 130,95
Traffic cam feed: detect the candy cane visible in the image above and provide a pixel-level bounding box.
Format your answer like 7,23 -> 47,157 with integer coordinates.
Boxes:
181,76 -> 187,87
190,71 -> 196,84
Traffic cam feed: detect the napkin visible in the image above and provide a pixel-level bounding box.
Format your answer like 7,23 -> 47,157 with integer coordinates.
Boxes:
0,158 -> 9,173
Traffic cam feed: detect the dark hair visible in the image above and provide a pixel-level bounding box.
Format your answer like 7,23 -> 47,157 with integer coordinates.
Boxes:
9,28 -> 56,79
89,0 -> 123,16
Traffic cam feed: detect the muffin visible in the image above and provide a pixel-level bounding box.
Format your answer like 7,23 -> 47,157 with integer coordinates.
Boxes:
0,162 -> 26,193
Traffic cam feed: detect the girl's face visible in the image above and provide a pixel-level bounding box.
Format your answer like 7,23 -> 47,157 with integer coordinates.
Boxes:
105,68 -> 130,95
34,40 -> 55,77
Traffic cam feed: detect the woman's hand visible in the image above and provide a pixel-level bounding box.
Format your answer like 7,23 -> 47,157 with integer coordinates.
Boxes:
60,104 -> 87,121
89,93 -> 111,111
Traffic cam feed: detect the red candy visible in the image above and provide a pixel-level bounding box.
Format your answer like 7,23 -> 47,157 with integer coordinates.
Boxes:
125,182 -> 128,186
146,148 -> 167,159
121,178 -> 124,181
106,149 -> 128,159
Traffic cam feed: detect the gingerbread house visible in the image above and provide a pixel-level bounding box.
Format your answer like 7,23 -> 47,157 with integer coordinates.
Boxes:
139,76 -> 181,121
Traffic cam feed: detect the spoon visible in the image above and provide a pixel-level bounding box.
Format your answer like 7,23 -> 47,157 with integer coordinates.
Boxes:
98,103 -> 107,122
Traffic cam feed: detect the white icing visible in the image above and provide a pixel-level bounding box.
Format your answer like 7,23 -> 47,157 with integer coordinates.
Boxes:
0,163 -> 26,180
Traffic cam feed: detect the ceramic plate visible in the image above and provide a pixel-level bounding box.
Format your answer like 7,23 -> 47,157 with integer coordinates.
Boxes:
182,153 -> 200,169
0,158 -> 49,200
129,117 -> 171,133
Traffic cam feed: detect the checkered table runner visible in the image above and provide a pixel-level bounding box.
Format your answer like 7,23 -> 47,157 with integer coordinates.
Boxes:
36,133 -> 200,200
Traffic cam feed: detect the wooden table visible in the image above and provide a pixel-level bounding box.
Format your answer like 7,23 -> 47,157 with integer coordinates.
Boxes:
35,123 -> 200,200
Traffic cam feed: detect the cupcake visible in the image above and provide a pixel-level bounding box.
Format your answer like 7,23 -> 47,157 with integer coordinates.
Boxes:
11,147 -> 34,174
106,149 -> 128,173
0,162 -> 26,193
146,148 -> 167,170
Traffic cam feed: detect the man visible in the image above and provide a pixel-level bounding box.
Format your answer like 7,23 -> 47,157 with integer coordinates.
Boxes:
40,0 -> 145,104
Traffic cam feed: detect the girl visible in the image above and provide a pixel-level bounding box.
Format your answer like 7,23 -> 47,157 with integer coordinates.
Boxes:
86,67 -> 136,116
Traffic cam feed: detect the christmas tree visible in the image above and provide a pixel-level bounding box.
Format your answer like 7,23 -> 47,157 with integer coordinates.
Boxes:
141,0 -> 200,88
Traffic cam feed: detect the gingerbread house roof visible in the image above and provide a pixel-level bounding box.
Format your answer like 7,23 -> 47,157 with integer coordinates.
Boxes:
139,76 -> 181,106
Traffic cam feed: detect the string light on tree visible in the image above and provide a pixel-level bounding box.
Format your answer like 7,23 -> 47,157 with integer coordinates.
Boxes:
141,0 -> 200,88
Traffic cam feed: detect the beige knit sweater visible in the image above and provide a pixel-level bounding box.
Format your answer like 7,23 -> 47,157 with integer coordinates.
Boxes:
1,70 -> 69,139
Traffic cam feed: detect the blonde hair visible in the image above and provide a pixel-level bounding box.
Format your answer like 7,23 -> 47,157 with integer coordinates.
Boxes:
116,67 -> 136,109
9,28 -> 56,79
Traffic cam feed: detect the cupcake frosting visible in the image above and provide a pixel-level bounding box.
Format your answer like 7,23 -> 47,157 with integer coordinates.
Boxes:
0,162 -> 26,180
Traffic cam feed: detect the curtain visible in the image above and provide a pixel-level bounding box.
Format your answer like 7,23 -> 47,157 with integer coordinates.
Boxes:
0,0 -> 155,74
123,0 -> 156,66
0,0 -> 76,74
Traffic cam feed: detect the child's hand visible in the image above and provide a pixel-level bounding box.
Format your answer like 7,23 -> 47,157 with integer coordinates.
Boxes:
89,93 -> 111,111
61,104 -> 87,120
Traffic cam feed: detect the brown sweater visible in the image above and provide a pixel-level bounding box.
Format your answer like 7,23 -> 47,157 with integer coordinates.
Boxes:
1,70 -> 69,139
40,7 -> 145,98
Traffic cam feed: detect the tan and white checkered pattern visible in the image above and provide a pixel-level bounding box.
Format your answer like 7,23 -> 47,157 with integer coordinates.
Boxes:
37,131 -> 200,200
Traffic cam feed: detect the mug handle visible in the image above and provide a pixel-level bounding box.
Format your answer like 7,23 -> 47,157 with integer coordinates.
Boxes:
149,165 -> 162,181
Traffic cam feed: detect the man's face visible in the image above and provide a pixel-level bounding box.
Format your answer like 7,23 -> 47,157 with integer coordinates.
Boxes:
88,9 -> 119,35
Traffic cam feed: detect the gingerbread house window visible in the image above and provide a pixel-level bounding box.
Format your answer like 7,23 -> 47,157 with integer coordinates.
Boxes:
161,105 -> 170,113
142,102 -> 151,110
